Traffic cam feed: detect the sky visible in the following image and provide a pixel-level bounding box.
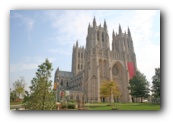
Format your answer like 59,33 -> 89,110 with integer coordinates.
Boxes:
10,10 -> 160,91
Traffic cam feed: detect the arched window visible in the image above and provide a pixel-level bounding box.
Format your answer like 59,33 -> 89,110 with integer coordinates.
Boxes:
102,32 -> 104,42
70,94 -> 73,100
66,80 -> 68,87
81,65 -> 82,69
76,95 -> 79,101
78,52 -> 80,57
78,64 -> 80,69
97,31 -> 99,40
60,80 -> 63,86
112,64 -> 119,75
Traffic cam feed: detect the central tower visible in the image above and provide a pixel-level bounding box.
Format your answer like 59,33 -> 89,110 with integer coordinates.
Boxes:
84,17 -> 111,102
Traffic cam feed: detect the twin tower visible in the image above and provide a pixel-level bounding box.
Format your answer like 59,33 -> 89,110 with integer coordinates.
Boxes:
55,17 -> 137,102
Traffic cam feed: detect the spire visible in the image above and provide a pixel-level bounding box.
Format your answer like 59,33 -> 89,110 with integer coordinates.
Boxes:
112,29 -> 115,39
104,19 -> 107,30
56,67 -> 60,76
88,23 -> 90,34
119,24 -> 122,34
128,27 -> 131,37
76,40 -> 78,47
93,16 -> 96,27
99,23 -> 101,28
88,23 -> 90,29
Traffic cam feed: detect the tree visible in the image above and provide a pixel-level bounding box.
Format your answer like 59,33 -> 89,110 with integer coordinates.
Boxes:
25,59 -> 56,110
128,71 -> 150,103
151,67 -> 160,103
13,77 -> 26,99
10,90 -> 17,102
23,91 -> 29,104
100,81 -> 121,104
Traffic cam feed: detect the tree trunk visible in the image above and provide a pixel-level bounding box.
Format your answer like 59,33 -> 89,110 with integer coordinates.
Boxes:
141,96 -> 143,103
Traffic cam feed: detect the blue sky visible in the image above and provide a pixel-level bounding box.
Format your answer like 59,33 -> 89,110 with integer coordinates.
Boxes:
10,10 -> 160,91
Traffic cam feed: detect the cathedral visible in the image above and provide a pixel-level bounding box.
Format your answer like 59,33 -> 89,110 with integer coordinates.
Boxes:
54,17 -> 137,103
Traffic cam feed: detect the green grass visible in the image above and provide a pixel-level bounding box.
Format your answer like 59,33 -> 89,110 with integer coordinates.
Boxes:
85,102 -> 160,110
10,101 -> 23,105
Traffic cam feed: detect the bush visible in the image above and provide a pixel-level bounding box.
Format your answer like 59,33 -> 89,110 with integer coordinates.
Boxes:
61,104 -> 67,109
61,103 -> 75,109
68,104 -> 75,109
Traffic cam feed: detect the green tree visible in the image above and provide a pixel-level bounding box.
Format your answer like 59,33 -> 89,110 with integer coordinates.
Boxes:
23,91 -> 29,103
10,90 -> 17,102
151,67 -> 160,102
128,71 -> 150,103
100,81 -> 121,105
13,77 -> 26,99
25,59 -> 56,110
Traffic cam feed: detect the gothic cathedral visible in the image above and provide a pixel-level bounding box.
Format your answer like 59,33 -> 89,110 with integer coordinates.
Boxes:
54,17 -> 137,103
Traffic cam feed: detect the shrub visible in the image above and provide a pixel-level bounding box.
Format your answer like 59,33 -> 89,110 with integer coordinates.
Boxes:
61,103 -> 75,109
68,104 -> 75,109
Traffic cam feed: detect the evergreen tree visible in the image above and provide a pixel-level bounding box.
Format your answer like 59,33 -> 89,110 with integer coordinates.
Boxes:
128,71 -> 150,103
25,59 -> 56,110
151,67 -> 160,101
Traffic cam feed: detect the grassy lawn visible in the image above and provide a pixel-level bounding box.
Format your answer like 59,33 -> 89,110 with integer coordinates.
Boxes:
85,102 -> 160,110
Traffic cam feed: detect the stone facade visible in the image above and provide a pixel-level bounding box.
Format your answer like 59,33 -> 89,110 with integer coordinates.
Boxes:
54,17 -> 137,103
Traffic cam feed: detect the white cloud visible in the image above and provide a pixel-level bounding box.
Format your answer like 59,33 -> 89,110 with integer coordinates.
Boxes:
10,56 -> 56,72
44,10 -> 94,46
10,63 -> 38,72
49,49 -> 71,56
11,13 -> 34,31
11,12 -> 35,42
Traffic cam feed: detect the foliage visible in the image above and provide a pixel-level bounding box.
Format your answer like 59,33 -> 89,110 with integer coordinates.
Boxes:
61,103 -> 75,109
151,67 -> 160,100
25,59 -> 56,110
100,81 -> 121,104
12,77 -> 26,99
10,90 -> 17,102
128,70 -> 150,103
23,91 -> 29,103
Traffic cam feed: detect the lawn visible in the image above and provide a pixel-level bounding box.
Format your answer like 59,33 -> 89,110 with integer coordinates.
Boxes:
85,102 -> 160,110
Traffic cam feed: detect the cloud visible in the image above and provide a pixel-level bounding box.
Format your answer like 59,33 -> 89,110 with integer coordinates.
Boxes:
49,49 -> 71,56
11,13 -> 34,31
10,63 -> 38,72
10,56 -> 56,72
11,12 -> 35,42
44,10 -> 94,46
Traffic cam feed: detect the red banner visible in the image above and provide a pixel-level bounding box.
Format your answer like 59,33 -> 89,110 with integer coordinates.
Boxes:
128,62 -> 135,79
